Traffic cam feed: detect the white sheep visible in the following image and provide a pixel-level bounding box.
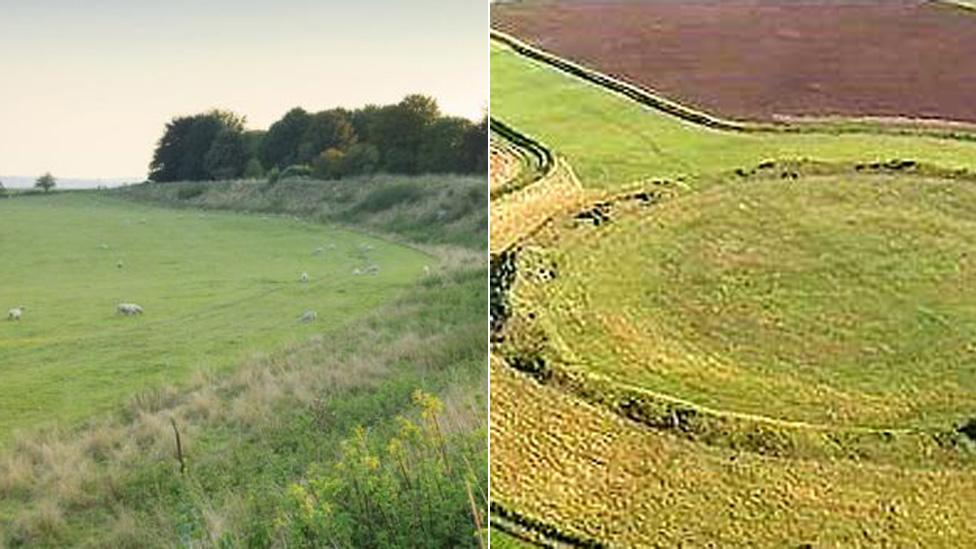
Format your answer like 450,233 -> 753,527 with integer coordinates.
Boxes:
117,260 -> 124,269
299,272 -> 310,283
7,306 -> 25,321
299,310 -> 317,322
353,268 -> 363,276
365,265 -> 380,275
423,265 -> 431,276
116,303 -> 144,316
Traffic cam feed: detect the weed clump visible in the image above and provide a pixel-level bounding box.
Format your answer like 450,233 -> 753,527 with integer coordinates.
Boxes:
280,390 -> 487,547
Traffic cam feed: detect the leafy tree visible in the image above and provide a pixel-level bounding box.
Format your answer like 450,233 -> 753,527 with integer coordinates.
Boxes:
149,110 -> 245,182
203,128 -> 247,180
343,143 -> 380,176
0,180 -> 6,198
243,130 -> 266,159
260,108 -> 311,170
243,157 -> 265,179
351,104 -> 382,145
204,128 -> 248,180
297,109 -> 357,165
149,95 -> 487,184
460,115 -> 489,174
418,117 -> 471,173
312,148 -> 347,180
35,172 -> 56,192
371,95 -> 441,174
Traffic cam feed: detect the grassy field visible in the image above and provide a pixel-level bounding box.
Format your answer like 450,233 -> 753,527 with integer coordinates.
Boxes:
0,192 -> 428,443
531,172 -> 976,430
0,177 -> 488,547
490,33 -> 976,545
491,41 -> 976,190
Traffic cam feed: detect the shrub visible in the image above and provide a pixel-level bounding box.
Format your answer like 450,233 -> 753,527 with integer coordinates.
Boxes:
356,182 -> 426,213
266,167 -> 281,185
243,158 -> 265,179
344,143 -> 380,177
312,148 -> 346,180
280,391 -> 487,548
176,183 -> 207,200
278,164 -> 313,181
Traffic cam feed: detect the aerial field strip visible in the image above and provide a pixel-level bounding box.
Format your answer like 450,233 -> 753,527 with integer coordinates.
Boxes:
490,30 -> 976,140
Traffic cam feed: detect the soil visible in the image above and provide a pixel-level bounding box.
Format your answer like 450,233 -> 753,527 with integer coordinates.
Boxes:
492,0 -> 976,123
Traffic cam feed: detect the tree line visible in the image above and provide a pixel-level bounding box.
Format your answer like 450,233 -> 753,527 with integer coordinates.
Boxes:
148,94 -> 487,183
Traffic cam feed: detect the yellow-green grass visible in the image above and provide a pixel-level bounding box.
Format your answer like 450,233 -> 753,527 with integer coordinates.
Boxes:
0,192 -> 427,442
520,171 -> 976,432
491,40 -> 976,191
490,359 -> 976,547
489,528 -> 537,548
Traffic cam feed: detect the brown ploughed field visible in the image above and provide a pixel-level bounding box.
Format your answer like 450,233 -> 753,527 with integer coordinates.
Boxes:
491,0 -> 976,124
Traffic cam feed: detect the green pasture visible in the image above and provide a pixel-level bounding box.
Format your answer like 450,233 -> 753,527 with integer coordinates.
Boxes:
0,192 -> 428,442
491,41 -> 976,190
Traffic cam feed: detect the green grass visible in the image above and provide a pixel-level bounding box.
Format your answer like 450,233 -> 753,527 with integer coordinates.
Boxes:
0,192 -> 428,442
491,41 -> 976,190
1,177 -> 487,547
532,172 -> 976,430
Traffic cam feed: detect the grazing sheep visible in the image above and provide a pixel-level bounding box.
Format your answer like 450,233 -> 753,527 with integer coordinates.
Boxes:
7,306 -> 25,321
117,260 -> 124,269
299,310 -> 317,323
353,268 -> 363,276
424,265 -> 431,276
116,303 -> 144,316
365,265 -> 380,275
99,243 -> 110,250
313,247 -> 325,255
299,272 -> 310,283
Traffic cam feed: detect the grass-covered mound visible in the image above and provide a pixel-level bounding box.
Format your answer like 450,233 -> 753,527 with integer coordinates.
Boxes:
116,174 -> 487,249
526,171 -> 976,430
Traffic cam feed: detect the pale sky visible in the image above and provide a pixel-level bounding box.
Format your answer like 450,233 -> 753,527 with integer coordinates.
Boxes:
0,1 -> 488,179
